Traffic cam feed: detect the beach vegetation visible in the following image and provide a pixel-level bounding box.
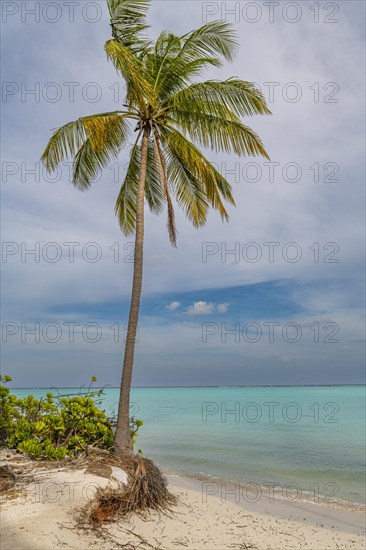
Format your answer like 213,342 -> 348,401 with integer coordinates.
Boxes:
0,376 -> 142,460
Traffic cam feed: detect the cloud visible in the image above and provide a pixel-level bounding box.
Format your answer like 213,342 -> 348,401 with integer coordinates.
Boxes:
166,301 -> 181,311
278,355 -> 292,364
186,301 -> 215,315
1,1 -> 364,385
186,301 -> 230,316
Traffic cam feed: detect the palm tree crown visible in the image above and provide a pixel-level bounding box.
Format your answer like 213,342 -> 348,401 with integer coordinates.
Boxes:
42,0 -> 270,246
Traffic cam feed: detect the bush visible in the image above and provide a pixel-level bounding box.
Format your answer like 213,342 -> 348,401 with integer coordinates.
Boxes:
0,376 -> 142,460
0,375 -> 18,447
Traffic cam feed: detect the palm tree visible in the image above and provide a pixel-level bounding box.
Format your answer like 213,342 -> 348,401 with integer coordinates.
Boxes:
41,0 -> 271,457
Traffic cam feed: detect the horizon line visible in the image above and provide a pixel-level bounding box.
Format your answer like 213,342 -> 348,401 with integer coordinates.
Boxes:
9,384 -> 366,389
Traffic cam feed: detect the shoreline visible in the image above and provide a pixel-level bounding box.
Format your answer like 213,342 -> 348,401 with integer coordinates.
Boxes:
1,450 -> 365,549
162,465 -> 366,513
167,472 -> 366,536
10,384 -> 366,389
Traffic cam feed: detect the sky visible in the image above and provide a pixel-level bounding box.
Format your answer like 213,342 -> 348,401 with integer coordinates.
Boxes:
1,0 -> 365,387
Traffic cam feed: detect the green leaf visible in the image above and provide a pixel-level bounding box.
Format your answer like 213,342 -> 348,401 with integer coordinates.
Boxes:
166,79 -> 271,118
115,134 -> 165,235
42,113 -> 130,189
105,40 -> 155,110
107,0 -> 151,55
161,126 -> 235,224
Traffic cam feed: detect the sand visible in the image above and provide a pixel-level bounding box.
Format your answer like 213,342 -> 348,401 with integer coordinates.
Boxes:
0,452 -> 365,550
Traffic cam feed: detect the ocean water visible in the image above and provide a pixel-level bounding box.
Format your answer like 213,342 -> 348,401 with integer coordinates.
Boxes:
11,386 -> 366,508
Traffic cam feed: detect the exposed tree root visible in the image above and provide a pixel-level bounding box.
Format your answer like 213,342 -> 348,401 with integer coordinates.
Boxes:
85,451 -> 177,527
0,465 -> 16,491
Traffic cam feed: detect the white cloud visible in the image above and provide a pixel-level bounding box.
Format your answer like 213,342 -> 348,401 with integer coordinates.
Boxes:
278,355 -> 292,363
186,301 -> 215,315
186,301 -> 230,316
166,301 -> 181,311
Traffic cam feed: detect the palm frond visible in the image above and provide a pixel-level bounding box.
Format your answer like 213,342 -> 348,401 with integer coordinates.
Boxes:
41,112 -> 131,176
161,126 -> 234,224
154,55 -> 221,98
42,113 -> 130,190
107,0 -> 151,55
115,138 -> 139,234
82,114 -> 129,152
72,115 -> 129,189
150,31 -> 182,92
165,78 -> 271,117
180,21 -> 239,61
153,131 -> 177,246
72,139 -> 107,190
164,146 -> 209,228
144,138 -> 165,215
169,110 -> 270,158
153,22 -> 237,96
115,135 -> 165,234
105,40 -> 155,109
151,30 -> 220,94
41,119 -> 86,173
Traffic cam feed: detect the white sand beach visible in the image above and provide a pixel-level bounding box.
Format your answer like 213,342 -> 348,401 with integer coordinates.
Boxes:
1,451 -> 365,550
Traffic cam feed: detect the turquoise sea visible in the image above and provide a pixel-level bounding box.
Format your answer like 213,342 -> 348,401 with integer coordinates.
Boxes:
12,386 -> 366,508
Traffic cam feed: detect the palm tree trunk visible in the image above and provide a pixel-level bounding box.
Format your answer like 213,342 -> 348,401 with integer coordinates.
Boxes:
114,125 -> 150,456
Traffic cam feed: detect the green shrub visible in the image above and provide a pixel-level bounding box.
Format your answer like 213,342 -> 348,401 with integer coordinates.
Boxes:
0,376 -> 142,460
0,375 -> 19,446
